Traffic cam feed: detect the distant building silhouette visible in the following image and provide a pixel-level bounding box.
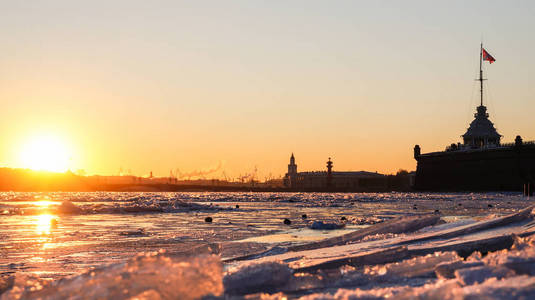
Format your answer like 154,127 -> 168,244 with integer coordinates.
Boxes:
283,154 -> 386,191
326,157 -> 333,188
286,153 -> 298,188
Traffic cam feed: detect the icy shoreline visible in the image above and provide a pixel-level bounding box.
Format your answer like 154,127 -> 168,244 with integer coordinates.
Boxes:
2,205 -> 535,299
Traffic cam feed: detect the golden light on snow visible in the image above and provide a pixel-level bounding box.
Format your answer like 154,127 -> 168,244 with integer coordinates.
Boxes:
35,200 -> 56,207
19,135 -> 71,172
35,214 -> 55,235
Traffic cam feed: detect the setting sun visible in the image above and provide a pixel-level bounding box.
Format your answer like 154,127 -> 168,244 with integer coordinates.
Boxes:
19,135 -> 71,172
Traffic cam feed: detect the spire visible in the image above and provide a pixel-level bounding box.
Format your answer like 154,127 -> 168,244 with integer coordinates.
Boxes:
463,43 -> 500,148
288,153 -> 297,175
479,43 -> 485,107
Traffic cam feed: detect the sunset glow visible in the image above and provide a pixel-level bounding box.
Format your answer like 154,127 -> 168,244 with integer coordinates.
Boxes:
19,135 -> 71,172
0,1 -> 534,179
2,2 -> 535,298
35,214 -> 55,235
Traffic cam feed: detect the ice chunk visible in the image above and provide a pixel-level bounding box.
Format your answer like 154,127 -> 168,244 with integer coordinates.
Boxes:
224,262 -> 292,295
57,200 -> 82,214
332,271 -> 370,289
1,253 -> 222,300
119,228 -> 148,236
480,235 -> 535,275
309,221 -> 345,230
455,265 -> 516,286
435,261 -> 483,279
462,275 -> 535,299
0,276 -> 14,295
128,289 -> 162,300
300,285 -> 410,300
365,251 -> 460,279
395,280 -> 463,300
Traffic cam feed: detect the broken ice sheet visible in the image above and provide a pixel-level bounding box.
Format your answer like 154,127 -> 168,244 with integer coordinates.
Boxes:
0,253 -> 223,300
364,251 -> 461,279
224,261 -> 293,295
461,275 -> 535,299
477,235 -> 535,276
455,265 -> 516,285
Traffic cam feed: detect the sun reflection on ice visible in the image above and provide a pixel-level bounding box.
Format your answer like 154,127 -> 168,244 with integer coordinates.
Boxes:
36,214 -> 56,235
34,200 -> 56,208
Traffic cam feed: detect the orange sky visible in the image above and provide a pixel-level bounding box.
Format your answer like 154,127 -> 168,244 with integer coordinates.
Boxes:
1,1 -> 535,180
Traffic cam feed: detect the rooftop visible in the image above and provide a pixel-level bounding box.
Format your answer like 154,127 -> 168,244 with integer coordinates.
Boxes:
462,105 -> 501,139
297,171 -> 384,177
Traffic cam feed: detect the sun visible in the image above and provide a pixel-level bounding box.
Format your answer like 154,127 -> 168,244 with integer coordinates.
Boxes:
19,135 -> 71,172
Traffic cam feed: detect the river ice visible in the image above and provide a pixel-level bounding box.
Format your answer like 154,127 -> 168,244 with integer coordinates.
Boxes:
1,192 -> 534,299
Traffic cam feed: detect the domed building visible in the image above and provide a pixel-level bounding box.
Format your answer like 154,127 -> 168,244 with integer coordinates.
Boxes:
413,45 -> 535,191
462,105 -> 501,148
414,103 -> 535,191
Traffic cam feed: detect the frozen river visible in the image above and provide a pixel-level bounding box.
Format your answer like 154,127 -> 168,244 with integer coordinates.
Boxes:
1,192 -> 534,299
0,191 -> 529,280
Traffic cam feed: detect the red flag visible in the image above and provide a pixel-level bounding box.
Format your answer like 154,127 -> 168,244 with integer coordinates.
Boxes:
482,48 -> 496,64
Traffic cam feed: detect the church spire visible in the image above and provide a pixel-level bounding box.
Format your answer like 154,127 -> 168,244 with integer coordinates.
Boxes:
287,153 -> 298,188
288,153 -> 297,175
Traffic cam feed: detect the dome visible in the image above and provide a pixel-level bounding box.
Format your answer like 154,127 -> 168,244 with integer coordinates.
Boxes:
462,106 -> 501,146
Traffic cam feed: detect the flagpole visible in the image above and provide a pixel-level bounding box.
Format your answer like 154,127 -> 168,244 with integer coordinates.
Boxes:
480,43 -> 483,107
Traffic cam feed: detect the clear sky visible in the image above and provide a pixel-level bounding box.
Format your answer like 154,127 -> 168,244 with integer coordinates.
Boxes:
1,1 -> 534,179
